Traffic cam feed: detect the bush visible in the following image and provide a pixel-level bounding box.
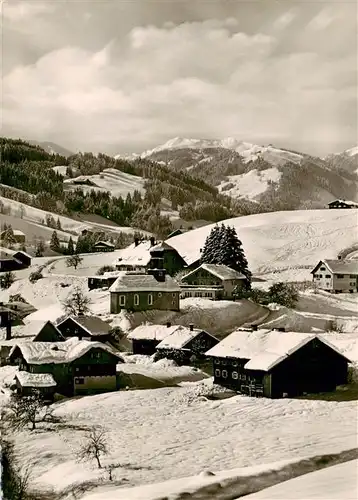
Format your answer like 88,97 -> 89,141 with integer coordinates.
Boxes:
29,270 -> 43,283
0,271 -> 15,289
97,265 -> 115,276
268,282 -> 299,308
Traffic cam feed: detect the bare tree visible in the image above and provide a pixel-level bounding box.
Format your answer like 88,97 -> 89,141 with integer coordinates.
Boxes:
77,427 -> 109,469
63,286 -> 91,316
4,391 -> 45,431
66,254 -> 83,271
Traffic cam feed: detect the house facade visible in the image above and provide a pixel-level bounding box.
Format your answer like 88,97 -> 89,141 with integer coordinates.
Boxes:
109,269 -> 180,314
93,241 -> 115,252
180,264 -> 247,300
311,259 -> 358,293
9,339 -> 123,396
328,199 -> 358,209
206,328 -> 350,398
56,316 -> 111,342
155,324 -> 219,365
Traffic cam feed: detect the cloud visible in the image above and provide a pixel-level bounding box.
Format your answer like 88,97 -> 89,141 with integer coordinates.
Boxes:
2,15 -> 357,155
2,0 -> 54,21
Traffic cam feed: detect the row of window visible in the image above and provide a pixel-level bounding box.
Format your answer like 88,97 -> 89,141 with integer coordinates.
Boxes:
215,369 -> 252,381
119,293 -> 177,307
213,358 -> 241,367
314,274 -> 357,279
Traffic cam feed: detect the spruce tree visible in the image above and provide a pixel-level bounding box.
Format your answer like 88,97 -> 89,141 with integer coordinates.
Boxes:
218,226 -> 252,285
200,225 -> 221,264
56,217 -> 62,230
67,237 -> 74,255
50,231 -> 60,252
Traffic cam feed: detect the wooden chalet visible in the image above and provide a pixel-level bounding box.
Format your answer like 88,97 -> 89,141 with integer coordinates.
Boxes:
328,199 -> 358,209
128,322 -> 183,355
88,270 -> 121,291
155,324 -> 219,365
206,328 -> 351,398
93,241 -> 115,252
9,338 -> 124,397
0,250 -> 32,272
15,372 -> 57,401
180,263 -> 247,300
311,259 -> 358,293
56,316 -> 111,342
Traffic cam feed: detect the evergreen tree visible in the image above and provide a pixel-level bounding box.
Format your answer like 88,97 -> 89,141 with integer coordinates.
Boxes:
35,240 -> 45,257
50,230 -> 60,252
217,225 -> 252,285
67,237 -> 74,255
56,217 -> 62,230
200,225 -> 222,265
0,271 -> 15,289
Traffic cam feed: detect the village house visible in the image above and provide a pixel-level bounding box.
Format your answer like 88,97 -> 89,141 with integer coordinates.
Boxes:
128,322 -> 184,355
55,315 -> 111,342
205,327 -> 351,398
328,199 -> 358,209
88,270 -> 121,291
0,250 -> 32,272
0,229 -> 26,244
113,237 -> 186,276
9,338 -> 124,397
93,241 -> 115,252
311,259 -> 358,293
155,324 -> 219,365
14,372 -> 57,401
180,263 -> 248,300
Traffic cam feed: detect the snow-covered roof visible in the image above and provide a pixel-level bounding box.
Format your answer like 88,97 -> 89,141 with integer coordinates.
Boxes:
156,326 -> 215,350
328,199 -> 358,207
15,371 -> 57,388
5,320 -> 58,341
109,272 -> 181,293
56,316 -> 110,337
13,250 -> 32,259
128,323 -> 182,341
205,329 -> 351,371
311,259 -> 358,275
13,230 -> 25,236
9,338 -> 123,365
182,263 -> 246,282
94,241 -> 115,247
114,240 -> 154,266
150,242 -> 175,252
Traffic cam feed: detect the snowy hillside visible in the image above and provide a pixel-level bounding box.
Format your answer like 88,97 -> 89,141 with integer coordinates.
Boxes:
219,167 -> 282,200
63,168 -> 145,197
28,140 -> 74,157
325,146 -> 358,176
166,209 -> 358,274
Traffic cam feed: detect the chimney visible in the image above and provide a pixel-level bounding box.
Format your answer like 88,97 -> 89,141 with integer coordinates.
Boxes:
150,236 -> 155,247
134,237 -> 139,247
189,323 -> 194,332
251,324 -> 258,331
166,321 -> 171,328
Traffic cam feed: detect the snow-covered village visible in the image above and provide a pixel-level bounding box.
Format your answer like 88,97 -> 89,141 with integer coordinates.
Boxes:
1,2 -> 357,499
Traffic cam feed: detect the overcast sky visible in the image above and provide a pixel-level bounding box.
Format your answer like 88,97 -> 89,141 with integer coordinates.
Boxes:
2,0 -> 357,156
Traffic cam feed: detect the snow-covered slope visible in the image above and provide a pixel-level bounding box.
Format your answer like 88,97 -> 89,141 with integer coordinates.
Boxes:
28,140 -> 74,157
325,146 -> 358,176
219,167 -> 282,200
166,209 -> 358,273
121,137 -> 305,166
63,168 -> 145,197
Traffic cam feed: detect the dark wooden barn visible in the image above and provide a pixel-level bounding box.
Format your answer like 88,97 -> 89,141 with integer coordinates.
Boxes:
56,316 -> 111,342
93,241 -> 115,252
206,328 -> 351,398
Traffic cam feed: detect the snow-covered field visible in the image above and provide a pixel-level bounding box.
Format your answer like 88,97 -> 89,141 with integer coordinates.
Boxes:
167,209 -> 358,275
63,168 -> 145,197
6,380 -> 358,497
218,167 -> 282,200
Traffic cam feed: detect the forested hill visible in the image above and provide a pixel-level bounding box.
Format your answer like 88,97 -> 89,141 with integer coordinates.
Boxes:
0,137 -> 239,237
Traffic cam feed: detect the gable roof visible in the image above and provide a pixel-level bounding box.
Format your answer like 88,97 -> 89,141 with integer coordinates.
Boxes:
15,372 -> 57,388
0,320 -> 61,343
13,250 -> 32,260
109,272 -> 181,293
56,316 -> 111,337
311,259 -> 358,275
114,240 -> 154,267
205,329 -> 351,372
128,323 -> 183,341
182,263 -> 246,282
150,242 -> 175,252
156,326 -> 217,350
328,199 -> 358,207
94,241 -> 115,248
9,338 -> 124,365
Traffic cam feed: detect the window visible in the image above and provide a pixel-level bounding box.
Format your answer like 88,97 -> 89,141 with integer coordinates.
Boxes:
242,374 -> 247,381
350,275 -> 356,279
325,274 -> 331,278
320,267 -> 326,271
214,358 -> 220,364
134,294 -> 139,306
319,274 -> 323,278
148,294 -> 153,305
232,371 -> 238,380
232,360 -> 238,367
214,369 -> 221,377
221,359 -> 227,365
350,282 -> 356,286
337,274 -> 344,279
158,292 -> 162,297
119,295 -> 126,306
222,370 -> 228,379
75,377 -> 84,385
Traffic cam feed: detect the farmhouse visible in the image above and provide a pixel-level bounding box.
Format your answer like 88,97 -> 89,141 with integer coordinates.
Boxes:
55,316 -> 111,342
328,199 -> 358,209
93,241 -> 115,252
15,372 -> 57,401
0,250 -> 32,272
311,259 -> 358,293
88,270 -> 121,291
109,272 -> 180,313
9,338 -> 124,397
206,328 -> 351,398
114,237 -> 186,276
155,324 -> 219,365
0,229 -> 26,244
180,263 -> 247,300
128,322 -> 183,355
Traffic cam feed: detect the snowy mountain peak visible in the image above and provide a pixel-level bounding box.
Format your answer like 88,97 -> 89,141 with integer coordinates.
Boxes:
344,146 -> 358,157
